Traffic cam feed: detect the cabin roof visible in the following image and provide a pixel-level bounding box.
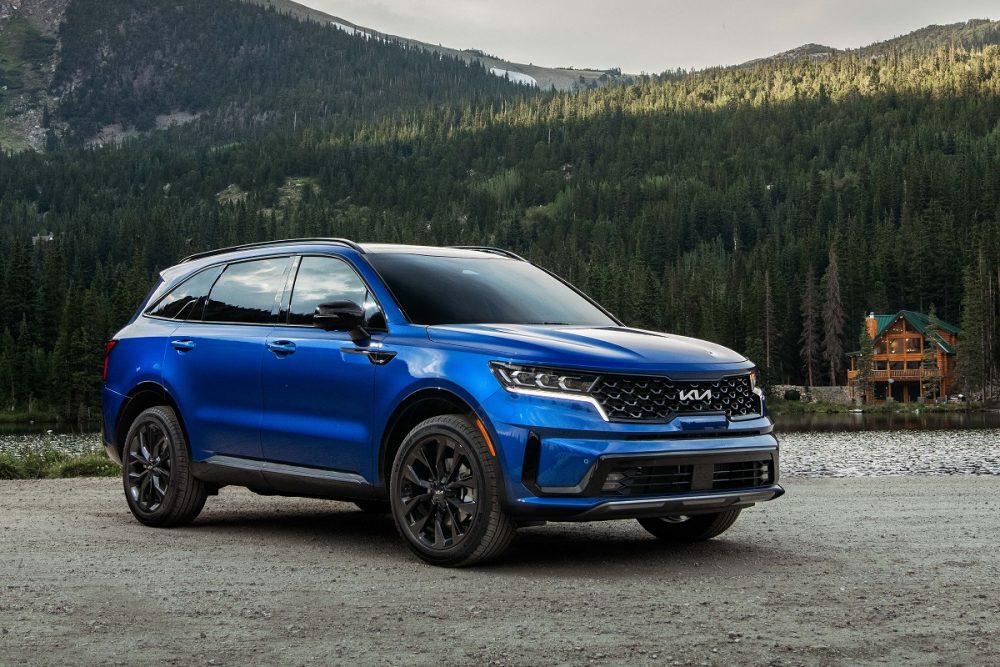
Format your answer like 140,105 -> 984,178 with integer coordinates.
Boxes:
871,310 -> 959,354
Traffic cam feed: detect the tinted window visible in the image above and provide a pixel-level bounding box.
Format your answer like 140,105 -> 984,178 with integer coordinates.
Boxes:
147,266 -> 223,320
203,257 -> 289,324
288,256 -> 368,325
367,253 -> 617,326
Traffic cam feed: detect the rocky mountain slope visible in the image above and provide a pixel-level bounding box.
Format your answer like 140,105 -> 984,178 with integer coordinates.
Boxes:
0,0 -> 65,150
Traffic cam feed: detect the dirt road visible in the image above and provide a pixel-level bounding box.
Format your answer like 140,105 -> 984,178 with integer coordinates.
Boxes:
1,477 -> 998,666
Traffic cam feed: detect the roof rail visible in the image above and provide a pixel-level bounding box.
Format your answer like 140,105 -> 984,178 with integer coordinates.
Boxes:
450,246 -> 527,261
181,238 -> 364,263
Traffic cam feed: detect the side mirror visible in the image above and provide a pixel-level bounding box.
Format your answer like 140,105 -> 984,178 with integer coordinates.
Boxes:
314,300 -> 365,336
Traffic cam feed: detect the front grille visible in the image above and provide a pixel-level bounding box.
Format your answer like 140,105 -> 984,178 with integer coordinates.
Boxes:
598,456 -> 774,497
591,374 -> 760,422
713,460 -> 772,490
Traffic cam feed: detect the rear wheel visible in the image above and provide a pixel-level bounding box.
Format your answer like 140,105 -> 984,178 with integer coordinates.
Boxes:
122,406 -> 207,527
637,509 -> 742,542
389,415 -> 515,567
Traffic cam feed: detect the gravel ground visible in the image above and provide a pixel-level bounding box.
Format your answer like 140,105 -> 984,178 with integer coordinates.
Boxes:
1,477 -> 998,666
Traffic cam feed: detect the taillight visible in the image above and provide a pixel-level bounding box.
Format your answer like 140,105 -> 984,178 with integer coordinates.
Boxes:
103,340 -> 118,381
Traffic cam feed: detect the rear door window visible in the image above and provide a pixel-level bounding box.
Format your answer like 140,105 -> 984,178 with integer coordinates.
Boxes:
147,266 -> 223,321
203,257 -> 290,324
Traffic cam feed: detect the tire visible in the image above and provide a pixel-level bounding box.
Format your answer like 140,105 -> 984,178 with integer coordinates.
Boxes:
637,509 -> 742,542
122,406 -> 208,528
389,415 -> 516,567
354,500 -> 391,514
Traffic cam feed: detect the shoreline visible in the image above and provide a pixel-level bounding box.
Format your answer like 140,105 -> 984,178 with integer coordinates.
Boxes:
768,398 -> 992,416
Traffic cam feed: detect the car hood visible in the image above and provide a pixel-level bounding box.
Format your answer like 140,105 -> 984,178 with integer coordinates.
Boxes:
426,324 -> 751,373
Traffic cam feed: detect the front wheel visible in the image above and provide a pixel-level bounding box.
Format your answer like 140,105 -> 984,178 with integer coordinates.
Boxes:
389,415 -> 516,567
637,509 -> 742,542
122,406 -> 207,527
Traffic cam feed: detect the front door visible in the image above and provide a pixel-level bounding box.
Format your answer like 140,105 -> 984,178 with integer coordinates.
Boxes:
260,255 -> 380,476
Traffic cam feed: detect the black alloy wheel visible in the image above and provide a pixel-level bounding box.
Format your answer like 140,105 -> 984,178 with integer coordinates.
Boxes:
122,406 -> 208,527
398,433 -> 480,550
126,419 -> 172,513
390,415 -> 516,566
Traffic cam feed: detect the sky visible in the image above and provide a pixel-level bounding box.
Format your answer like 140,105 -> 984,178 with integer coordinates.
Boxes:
297,0 -> 997,72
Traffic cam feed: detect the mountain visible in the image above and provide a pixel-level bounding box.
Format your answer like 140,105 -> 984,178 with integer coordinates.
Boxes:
2,0 -> 534,149
1,0 -> 627,150
747,18 -> 1000,64
51,0 -> 536,146
2,2 -> 1000,415
247,0 -> 631,92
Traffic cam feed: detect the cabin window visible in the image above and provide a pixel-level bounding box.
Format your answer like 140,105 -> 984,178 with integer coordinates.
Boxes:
889,361 -> 903,371
905,337 -> 920,353
906,361 -> 921,370
889,339 -> 903,355
875,361 -> 887,370
875,341 -> 888,355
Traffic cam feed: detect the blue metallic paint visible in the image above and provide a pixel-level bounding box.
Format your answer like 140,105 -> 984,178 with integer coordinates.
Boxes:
103,242 -> 778,520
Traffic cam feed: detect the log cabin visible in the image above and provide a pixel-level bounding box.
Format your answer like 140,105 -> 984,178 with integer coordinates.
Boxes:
847,310 -> 959,403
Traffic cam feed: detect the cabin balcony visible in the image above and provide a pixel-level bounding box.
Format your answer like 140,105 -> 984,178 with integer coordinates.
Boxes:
847,369 -> 936,382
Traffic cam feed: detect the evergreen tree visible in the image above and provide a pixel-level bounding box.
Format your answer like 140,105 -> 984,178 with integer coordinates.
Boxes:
763,271 -> 778,376
856,322 -> 875,403
921,306 -> 943,401
799,265 -> 820,387
957,265 -> 988,401
821,248 -> 845,386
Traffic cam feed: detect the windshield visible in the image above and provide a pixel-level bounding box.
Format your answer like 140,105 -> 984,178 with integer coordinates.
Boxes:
366,253 -> 618,327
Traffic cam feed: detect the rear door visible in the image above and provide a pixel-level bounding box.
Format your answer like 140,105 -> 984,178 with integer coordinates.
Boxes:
163,256 -> 291,461
260,254 -> 381,476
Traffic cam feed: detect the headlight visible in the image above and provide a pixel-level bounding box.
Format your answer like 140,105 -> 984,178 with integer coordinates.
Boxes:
489,361 -> 607,419
749,369 -> 758,390
489,362 -> 599,394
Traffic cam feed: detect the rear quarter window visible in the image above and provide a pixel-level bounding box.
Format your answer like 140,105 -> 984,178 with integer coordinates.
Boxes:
146,266 -> 223,320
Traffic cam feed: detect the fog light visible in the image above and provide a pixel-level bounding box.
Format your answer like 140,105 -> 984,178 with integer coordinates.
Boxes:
602,472 -> 625,491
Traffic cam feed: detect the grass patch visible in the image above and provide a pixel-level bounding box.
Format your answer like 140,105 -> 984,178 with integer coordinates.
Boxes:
0,17 -> 56,91
0,411 -> 66,424
0,443 -> 119,479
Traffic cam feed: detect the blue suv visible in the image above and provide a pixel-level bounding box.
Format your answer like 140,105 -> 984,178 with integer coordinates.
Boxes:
103,239 -> 782,566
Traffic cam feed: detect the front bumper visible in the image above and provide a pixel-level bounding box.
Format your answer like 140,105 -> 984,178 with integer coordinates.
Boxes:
482,387 -> 783,521
506,442 -> 782,520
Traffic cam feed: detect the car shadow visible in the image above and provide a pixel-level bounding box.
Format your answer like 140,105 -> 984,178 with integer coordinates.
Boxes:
166,500 -> 790,573
493,523 -> 786,575
190,503 -> 401,546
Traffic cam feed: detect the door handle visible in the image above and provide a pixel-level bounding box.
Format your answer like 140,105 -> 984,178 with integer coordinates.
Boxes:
266,340 -> 297,355
171,339 -> 196,352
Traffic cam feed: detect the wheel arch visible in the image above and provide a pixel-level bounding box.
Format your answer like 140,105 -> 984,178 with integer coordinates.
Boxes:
113,382 -> 190,460
377,387 -> 493,492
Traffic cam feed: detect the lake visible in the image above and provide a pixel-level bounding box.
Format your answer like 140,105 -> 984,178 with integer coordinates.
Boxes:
774,410 -> 1000,432
2,413 -> 998,479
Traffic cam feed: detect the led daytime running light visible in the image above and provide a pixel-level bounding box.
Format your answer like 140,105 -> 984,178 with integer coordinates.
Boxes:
490,362 -> 598,394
